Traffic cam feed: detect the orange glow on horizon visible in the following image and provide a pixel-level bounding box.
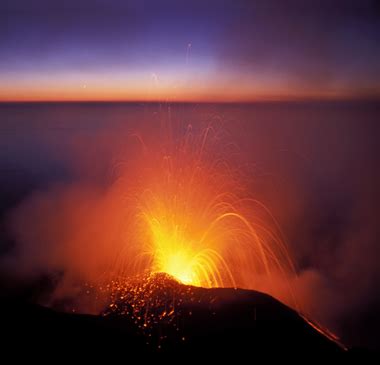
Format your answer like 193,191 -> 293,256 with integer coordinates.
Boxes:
0,74 -> 366,103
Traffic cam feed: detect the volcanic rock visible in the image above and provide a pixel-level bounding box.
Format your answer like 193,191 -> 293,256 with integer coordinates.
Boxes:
1,273 -> 346,358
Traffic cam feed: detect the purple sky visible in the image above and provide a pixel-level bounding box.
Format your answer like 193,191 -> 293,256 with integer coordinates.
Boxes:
0,0 -> 379,101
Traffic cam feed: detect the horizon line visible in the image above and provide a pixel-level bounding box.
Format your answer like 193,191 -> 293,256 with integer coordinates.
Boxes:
1,96 -> 379,104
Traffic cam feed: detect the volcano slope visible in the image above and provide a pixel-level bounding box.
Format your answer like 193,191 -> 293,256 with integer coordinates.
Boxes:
1,273 -> 345,357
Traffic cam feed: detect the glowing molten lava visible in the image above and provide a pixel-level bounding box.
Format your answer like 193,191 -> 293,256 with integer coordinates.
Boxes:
146,220 -> 233,287
114,118 -> 295,293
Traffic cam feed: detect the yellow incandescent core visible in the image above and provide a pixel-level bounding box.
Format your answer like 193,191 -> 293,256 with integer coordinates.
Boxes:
163,251 -> 196,285
148,218 -> 206,286
144,214 -> 231,287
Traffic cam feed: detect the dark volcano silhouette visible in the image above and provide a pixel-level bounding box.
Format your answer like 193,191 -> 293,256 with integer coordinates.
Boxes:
1,273 -> 346,357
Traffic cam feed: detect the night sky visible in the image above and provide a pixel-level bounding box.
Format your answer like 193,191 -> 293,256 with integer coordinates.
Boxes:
1,0 -> 379,101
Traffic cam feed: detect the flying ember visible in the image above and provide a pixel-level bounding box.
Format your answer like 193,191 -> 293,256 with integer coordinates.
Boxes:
111,114 -> 295,294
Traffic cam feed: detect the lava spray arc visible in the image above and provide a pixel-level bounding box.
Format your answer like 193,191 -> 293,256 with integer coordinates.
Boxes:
111,110 -> 296,298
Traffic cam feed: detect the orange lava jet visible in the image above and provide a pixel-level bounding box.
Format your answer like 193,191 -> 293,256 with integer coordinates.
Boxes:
112,116 -> 295,295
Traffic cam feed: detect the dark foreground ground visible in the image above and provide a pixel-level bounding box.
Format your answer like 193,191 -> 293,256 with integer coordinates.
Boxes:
1,274 -> 367,359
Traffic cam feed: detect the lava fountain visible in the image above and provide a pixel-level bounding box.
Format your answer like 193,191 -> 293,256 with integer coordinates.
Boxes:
110,115 -> 296,297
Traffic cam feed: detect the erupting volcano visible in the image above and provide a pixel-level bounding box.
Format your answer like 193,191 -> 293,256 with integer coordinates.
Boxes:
0,112 -> 349,355
109,118 -> 295,299
0,0 -> 377,354
73,117 -> 347,354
